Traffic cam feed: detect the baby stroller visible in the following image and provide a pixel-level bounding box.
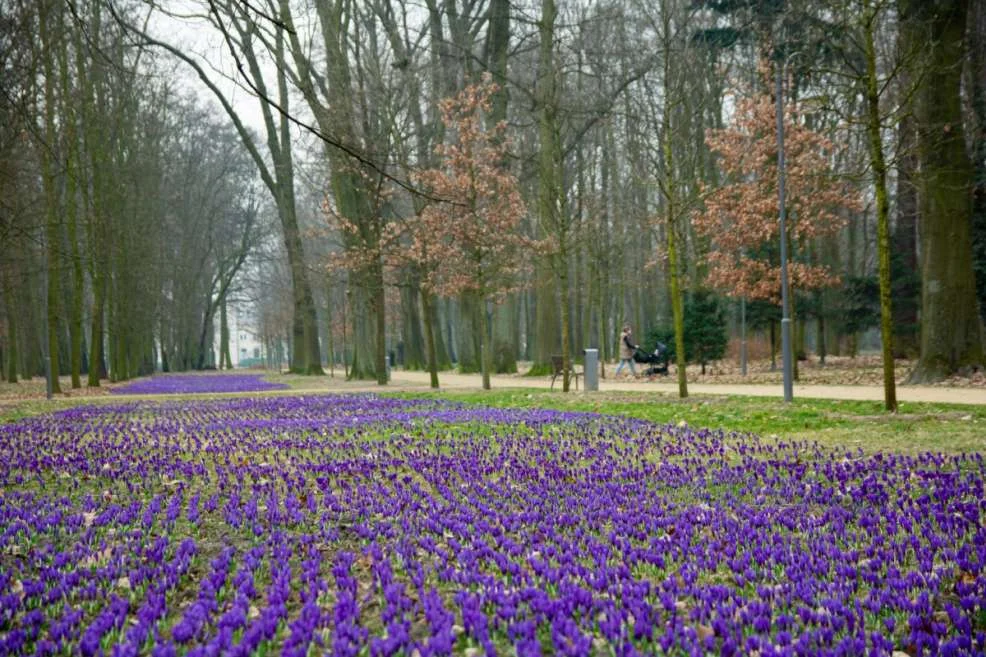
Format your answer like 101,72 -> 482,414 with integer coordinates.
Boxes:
633,343 -> 669,377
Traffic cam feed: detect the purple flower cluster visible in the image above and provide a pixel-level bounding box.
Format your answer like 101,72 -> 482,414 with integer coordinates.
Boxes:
0,394 -> 983,656
109,374 -> 289,395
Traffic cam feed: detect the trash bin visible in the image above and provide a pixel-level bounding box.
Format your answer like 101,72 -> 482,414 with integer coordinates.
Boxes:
583,348 -> 599,391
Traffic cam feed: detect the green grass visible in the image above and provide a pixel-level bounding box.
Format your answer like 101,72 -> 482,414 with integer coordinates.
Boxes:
386,389 -> 986,455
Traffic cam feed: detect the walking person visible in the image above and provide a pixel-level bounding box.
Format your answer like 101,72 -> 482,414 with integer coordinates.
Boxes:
615,324 -> 638,378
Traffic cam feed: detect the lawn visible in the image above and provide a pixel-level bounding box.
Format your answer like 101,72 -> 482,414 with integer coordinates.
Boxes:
0,392 -> 983,655
390,389 -> 986,456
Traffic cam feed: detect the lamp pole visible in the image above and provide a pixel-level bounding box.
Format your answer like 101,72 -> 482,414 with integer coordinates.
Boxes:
776,54 -> 794,402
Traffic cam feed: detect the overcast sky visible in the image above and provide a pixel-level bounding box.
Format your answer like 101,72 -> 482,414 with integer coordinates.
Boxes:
146,1 -> 275,135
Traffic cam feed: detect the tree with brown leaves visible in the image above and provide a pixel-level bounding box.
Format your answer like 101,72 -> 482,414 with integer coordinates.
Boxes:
417,76 -> 530,390
697,81 -> 858,306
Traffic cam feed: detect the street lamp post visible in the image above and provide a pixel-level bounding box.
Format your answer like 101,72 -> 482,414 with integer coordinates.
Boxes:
776,55 -> 794,402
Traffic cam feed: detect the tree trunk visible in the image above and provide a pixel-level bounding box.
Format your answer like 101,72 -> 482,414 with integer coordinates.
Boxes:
2,274 -> 17,383
584,255 -> 596,354
817,298 -> 826,365
84,54 -> 106,390
969,0 -> 986,325
374,264 -> 387,386
58,5 -> 84,389
535,0 -> 568,382
455,294 -> 480,373
486,0 -> 510,102
349,280 -> 378,380
342,290 -> 349,378
481,301 -> 492,390
400,280 -> 426,370
522,291 -> 534,361
273,27 -> 322,376
660,8 -> 687,399
664,112 -> 687,397
220,298 -> 232,369
444,298 -> 457,365
325,287 -> 336,377
668,215 -> 688,398
486,0 -> 519,375
88,274 -> 105,387
893,116 -> 920,357
493,300 -> 518,373
39,0 -> 63,394
421,291 -> 440,388
429,294 -> 451,369
903,0 -> 984,381
20,271 -> 38,380
862,0 -> 898,411
559,265 -> 572,391
532,269 -> 559,374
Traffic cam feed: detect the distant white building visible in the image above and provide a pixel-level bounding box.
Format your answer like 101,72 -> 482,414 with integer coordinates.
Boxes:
216,306 -> 265,368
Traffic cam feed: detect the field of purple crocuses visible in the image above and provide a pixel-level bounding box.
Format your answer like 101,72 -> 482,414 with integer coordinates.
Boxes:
0,394 -> 983,656
109,374 -> 289,395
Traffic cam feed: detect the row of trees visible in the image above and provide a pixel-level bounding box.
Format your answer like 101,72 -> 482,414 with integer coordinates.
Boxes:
1,0 -> 983,412
0,0 -> 267,389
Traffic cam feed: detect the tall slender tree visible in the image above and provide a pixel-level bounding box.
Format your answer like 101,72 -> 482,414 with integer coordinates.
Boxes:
859,0 -> 898,410
38,0 -> 63,393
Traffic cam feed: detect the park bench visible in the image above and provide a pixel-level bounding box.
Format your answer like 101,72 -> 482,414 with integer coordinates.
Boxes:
550,355 -> 582,391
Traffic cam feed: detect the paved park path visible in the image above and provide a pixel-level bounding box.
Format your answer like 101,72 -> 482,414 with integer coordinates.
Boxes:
378,369 -> 986,406
8,370 -> 983,407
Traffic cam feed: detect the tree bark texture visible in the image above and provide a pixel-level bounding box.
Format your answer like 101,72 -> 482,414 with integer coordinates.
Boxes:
862,0 -> 898,411
400,281 -> 426,370
39,0 -> 63,394
969,0 -> 986,325
903,0 -> 984,382
421,292 -> 441,388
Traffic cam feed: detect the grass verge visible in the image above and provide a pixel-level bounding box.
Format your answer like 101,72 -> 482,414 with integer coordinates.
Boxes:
386,388 -> 986,455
